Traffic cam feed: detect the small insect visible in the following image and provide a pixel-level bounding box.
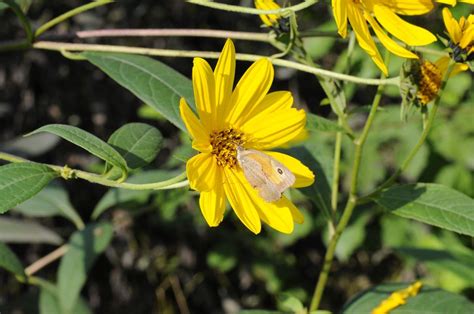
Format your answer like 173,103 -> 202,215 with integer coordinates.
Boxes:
236,146 -> 295,203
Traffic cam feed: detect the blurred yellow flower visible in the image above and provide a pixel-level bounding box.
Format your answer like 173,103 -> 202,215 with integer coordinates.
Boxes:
442,7 -> 473,61
331,0 -> 437,75
180,39 -> 315,234
372,281 -> 423,314
436,0 -> 474,5
254,0 -> 289,33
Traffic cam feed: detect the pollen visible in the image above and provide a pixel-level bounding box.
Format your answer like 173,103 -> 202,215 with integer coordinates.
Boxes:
210,128 -> 245,168
416,61 -> 442,106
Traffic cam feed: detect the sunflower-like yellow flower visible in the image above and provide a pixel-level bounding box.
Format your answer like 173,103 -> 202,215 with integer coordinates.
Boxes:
255,0 -> 281,28
442,7 -> 474,61
332,0 -> 438,75
180,39 -> 315,234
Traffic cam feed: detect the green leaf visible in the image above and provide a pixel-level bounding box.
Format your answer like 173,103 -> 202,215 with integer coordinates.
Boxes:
277,293 -> 305,312
239,311 -> 285,314
14,184 -> 84,229
91,169 -> 183,219
57,223 -> 113,313
27,124 -> 128,178
343,283 -> 474,313
108,123 -> 163,169
374,183 -> 474,237
82,52 -> 195,132
207,243 -> 238,273
0,217 -> 62,245
306,114 -> 346,134
0,0 -> 32,12
39,280 -> 91,314
0,162 -> 57,214
396,247 -> 474,284
0,242 -> 24,277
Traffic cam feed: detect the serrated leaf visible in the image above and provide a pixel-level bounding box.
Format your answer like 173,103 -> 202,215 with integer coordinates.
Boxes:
306,114 -> 346,134
343,283 -> 474,313
0,242 -> 24,277
27,124 -> 128,178
0,217 -> 62,245
57,223 -> 113,313
108,123 -> 163,169
374,183 -> 474,236
91,169 -> 183,219
14,184 -> 83,229
82,52 -> 195,132
0,163 -> 57,214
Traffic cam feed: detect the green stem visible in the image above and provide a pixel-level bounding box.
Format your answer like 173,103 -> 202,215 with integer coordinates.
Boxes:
33,41 -> 400,86
309,65 -> 387,312
0,151 -> 189,190
34,0 -> 114,38
359,60 -> 456,203
3,0 -> 33,43
186,0 -> 318,15
330,118 -> 343,214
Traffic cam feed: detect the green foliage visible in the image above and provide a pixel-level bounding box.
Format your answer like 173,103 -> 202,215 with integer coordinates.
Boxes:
0,242 -> 24,278
0,217 -> 62,244
374,183 -> 474,236
28,124 -> 128,178
57,223 -> 113,313
342,283 -> 474,313
108,122 -> 163,169
83,52 -> 195,132
306,113 -> 346,134
38,279 -> 91,314
0,163 -> 58,214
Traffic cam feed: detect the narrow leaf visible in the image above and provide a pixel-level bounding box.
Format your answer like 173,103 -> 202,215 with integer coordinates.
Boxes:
108,123 -> 163,169
39,281 -> 91,314
0,217 -> 62,245
343,283 -> 474,313
82,52 -> 195,132
374,183 -> 474,237
0,242 -> 24,277
57,223 -> 113,313
27,124 -> 128,177
0,163 -> 57,214
15,184 -> 84,229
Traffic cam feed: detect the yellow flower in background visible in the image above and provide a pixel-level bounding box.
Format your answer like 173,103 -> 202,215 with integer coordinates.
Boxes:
372,281 -> 423,314
437,0 -> 474,5
442,7 -> 474,61
332,0 -> 437,75
180,39 -> 315,234
255,0 -> 282,28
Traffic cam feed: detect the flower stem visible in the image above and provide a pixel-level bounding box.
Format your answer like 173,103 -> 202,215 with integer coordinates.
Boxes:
358,60 -> 456,203
186,0 -> 318,15
0,151 -> 189,190
309,69 -> 387,312
32,41 -> 399,86
34,0 -> 114,38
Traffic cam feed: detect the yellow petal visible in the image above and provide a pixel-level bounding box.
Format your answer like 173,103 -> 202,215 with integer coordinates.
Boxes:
187,153 -> 218,191
374,4 -> 436,46
332,0 -> 348,38
223,168 -> 261,234
199,168 -> 226,227
214,39 -> 235,131
365,11 -> 418,59
436,0 -> 456,5
179,98 -> 211,152
265,151 -> 315,188
347,3 -> 387,75
443,8 -> 462,44
224,58 -> 274,127
193,58 -> 216,131
242,107 -> 306,150
378,0 -> 433,15
459,25 -> 473,49
255,0 -> 281,27
435,56 -> 469,77
284,197 -> 305,224
228,168 -> 294,234
241,91 -> 293,123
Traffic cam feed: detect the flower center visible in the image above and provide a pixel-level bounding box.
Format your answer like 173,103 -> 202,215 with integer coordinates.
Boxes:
416,61 -> 442,106
210,128 -> 245,168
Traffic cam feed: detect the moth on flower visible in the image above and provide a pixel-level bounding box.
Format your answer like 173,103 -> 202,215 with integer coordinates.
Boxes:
180,39 -> 315,234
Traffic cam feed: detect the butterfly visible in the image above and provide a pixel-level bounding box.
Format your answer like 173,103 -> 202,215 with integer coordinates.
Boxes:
236,146 -> 295,202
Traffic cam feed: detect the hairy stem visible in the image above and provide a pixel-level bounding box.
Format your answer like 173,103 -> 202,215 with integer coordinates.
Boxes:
186,0 -> 318,15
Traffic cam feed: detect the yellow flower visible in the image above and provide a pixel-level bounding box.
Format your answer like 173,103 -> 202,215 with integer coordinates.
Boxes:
442,7 -> 474,61
372,281 -> 423,314
255,0 -> 281,28
332,0 -> 437,75
436,0 -> 474,5
180,39 -> 315,234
